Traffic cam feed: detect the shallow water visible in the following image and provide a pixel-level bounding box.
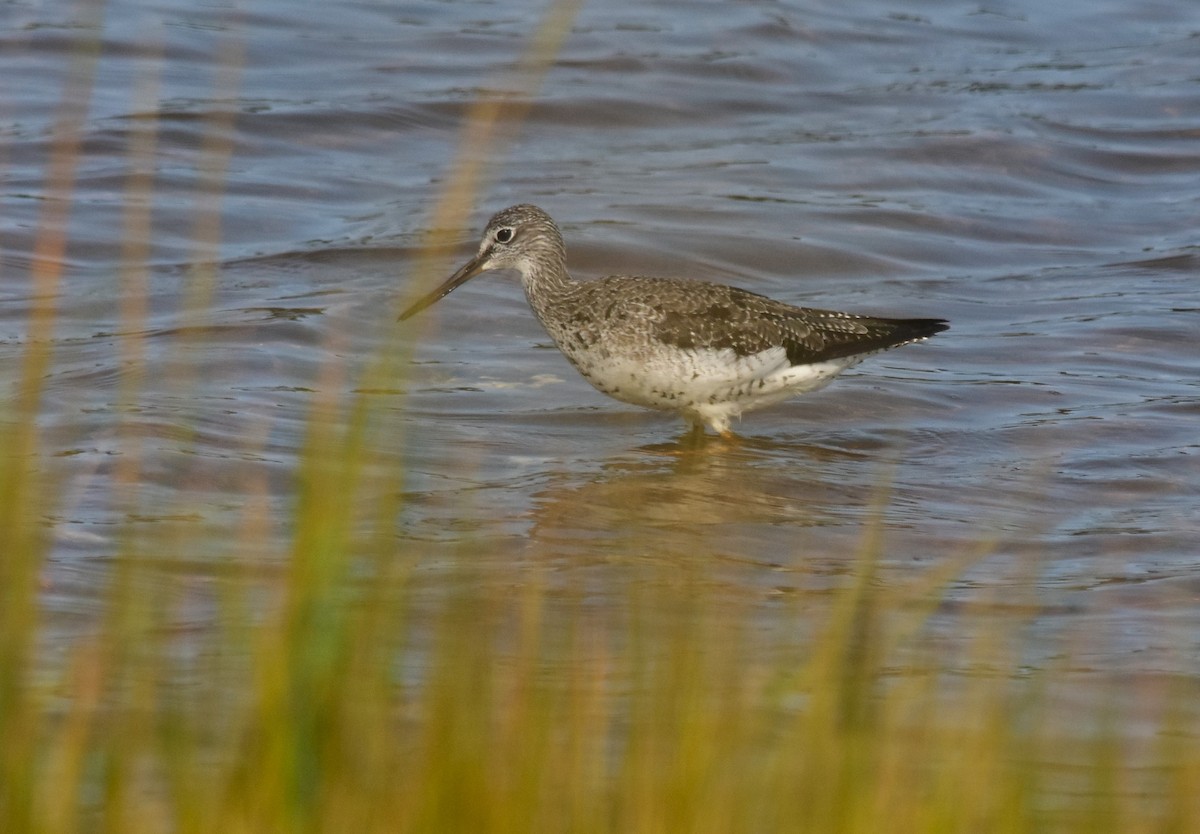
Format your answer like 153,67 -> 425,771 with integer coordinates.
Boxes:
3,0 -> 1199,787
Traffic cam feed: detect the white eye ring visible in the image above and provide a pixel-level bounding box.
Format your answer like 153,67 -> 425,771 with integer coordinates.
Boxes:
494,227 -> 515,244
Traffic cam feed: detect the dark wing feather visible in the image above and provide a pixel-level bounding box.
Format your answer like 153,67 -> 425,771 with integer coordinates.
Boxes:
567,277 -> 947,366
647,282 -> 947,366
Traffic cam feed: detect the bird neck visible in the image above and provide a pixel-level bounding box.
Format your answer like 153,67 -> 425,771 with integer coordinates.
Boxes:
520,258 -> 577,319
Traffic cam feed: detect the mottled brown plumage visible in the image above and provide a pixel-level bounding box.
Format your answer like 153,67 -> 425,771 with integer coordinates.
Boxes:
400,204 -> 947,437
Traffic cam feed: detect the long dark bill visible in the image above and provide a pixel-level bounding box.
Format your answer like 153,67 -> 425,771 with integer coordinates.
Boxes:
397,253 -> 486,321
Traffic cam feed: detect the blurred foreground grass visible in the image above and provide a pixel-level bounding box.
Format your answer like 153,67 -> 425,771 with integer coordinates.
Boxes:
4,457 -> 1199,833
4,3 -> 1199,831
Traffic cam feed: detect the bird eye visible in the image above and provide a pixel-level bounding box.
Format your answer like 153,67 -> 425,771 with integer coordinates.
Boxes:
494,227 -> 515,244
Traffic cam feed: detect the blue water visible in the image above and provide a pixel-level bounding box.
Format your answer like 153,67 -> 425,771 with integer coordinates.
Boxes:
2,0 -> 1198,781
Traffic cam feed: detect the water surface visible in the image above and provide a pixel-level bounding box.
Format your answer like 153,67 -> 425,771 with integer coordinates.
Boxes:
3,0 -> 1198,795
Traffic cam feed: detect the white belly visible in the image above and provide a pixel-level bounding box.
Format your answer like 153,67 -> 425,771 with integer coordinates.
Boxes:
565,344 -> 867,432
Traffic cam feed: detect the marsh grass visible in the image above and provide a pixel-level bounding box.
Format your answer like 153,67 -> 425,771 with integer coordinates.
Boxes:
8,492 -> 1199,832
3,3 -> 1199,832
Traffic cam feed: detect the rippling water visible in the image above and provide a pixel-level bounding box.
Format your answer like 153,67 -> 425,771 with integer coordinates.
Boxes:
3,0 -> 1198,767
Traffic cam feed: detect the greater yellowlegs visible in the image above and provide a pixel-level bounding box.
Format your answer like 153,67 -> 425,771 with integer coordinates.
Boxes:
399,204 -> 948,439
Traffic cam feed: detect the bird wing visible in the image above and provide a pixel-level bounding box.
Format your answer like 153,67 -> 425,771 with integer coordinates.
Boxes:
587,278 -> 943,366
